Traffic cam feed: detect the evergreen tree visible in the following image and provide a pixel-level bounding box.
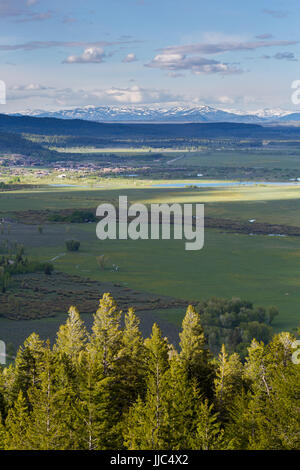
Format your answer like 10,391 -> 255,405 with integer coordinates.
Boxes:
71,347 -> 113,450
54,306 -> 87,362
0,294 -> 298,451
179,305 -> 213,397
0,367 -> 6,419
163,352 -> 199,449
123,324 -> 169,450
4,390 -> 30,450
114,308 -> 147,409
91,293 -> 122,376
53,306 -> 89,444
13,333 -> 45,402
0,418 -> 5,450
213,344 -> 243,422
26,342 -> 68,450
226,390 -> 259,450
244,339 -> 271,397
190,400 -> 225,450
248,333 -> 300,449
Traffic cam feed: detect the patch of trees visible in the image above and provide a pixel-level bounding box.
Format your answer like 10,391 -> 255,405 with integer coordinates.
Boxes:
0,293 -> 298,450
49,210 -> 96,223
195,298 -> 278,357
65,240 -> 80,252
0,243 -> 53,293
0,132 -> 58,164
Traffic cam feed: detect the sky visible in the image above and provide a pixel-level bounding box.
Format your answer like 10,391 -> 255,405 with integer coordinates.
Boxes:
1,0 -> 300,112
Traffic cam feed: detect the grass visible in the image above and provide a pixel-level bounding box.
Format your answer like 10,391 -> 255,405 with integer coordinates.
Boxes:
166,149 -> 300,170
2,181 -> 300,225
48,146 -> 300,171
1,178 -> 300,337
2,222 -> 300,332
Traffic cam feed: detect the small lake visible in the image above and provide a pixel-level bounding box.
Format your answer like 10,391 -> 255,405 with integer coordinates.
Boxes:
49,184 -> 84,187
153,181 -> 300,188
49,184 -> 103,188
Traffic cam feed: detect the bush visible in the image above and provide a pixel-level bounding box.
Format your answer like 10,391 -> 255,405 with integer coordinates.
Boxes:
65,240 -> 80,252
48,210 -> 96,223
44,263 -> 54,275
66,211 -> 96,223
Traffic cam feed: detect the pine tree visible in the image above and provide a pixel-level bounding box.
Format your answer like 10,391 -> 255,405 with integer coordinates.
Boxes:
123,323 -> 169,450
213,344 -> 243,422
163,352 -> 199,449
52,305 -> 89,445
26,342 -> 68,450
13,333 -> 45,402
0,418 -> 5,450
71,347 -> 113,450
248,333 -> 300,449
244,339 -> 271,397
179,305 -> 213,397
54,306 -> 87,362
4,390 -> 30,450
114,308 -> 147,409
258,364 -> 300,449
91,293 -> 122,376
190,400 -> 225,450
226,389 -> 259,450
0,366 -> 6,419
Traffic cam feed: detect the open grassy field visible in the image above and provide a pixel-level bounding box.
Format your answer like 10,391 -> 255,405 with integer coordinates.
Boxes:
49,146 -> 300,171
1,181 -> 300,226
0,179 -> 299,344
1,220 -> 299,333
166,149 -> 300,170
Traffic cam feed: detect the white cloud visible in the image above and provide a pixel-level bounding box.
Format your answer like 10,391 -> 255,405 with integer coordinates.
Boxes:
0,0 -> 46,21
216,96 -> 235,105
63,16 -> 76,24
261,52 -> 297,61
106,85 -> 143,103
0,39 -> 137,52
262,9 -> 288,19
16,10 -> 53,22
256,33 -> 274,40
10,83 -> 52,91
147,53 -> 242,75
167,71 -> 185,78
0,0 -> 28,17
158,39 -> 298,56
105,85 -> 178,104
7,83 -> 181,107
63,47 -> 106,64
123,53 -> 137,63
146,37 -> 299,75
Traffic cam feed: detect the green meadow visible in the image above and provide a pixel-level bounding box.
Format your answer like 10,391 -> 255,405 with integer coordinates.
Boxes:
0,180 -> 300,334
2,218 -> 299,333
49,146 -> 300,170
1,180 -> 300,225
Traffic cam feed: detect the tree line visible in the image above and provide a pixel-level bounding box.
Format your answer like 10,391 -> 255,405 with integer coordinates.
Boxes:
0,293 -> 299,450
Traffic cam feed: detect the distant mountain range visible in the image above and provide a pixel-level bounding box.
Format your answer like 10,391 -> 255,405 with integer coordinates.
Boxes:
11,105 -> 300,124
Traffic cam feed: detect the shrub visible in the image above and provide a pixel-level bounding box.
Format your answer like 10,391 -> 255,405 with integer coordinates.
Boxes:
44,263 -> 54,275
48,210 -> 96,223
65,240 -> 80,252
96,254 -> 110,270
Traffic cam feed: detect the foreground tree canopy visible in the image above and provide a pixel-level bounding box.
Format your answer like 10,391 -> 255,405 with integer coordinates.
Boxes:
0,293 -> 299,450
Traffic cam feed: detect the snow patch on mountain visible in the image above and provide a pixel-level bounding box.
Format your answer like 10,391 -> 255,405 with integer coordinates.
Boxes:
10,105 -> 300,123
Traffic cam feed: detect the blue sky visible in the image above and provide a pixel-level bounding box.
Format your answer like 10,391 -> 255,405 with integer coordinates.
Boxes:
1,0 -> 300,112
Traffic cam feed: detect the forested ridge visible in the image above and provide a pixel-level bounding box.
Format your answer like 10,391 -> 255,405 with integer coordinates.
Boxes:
0,293 -> 299,450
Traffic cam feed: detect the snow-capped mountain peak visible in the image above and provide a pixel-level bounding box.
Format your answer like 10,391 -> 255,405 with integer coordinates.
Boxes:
10,104 -> 300,123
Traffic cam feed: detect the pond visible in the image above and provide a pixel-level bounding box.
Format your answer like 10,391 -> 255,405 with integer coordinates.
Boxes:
152,181 -> 300,188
